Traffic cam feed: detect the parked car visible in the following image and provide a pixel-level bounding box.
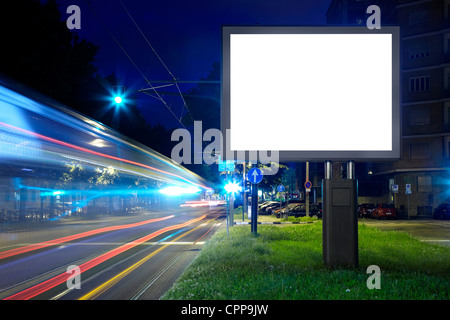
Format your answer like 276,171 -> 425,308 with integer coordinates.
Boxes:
358,203 -> 375,218
433,203 -> 450,220
310,203 -> 322,219
274,203 -> 298,218
371,203 -> 397,219
258,201 -> 275,210
260,202 -> 281,214
266,202 -> 284,214
288,203 -> 307,217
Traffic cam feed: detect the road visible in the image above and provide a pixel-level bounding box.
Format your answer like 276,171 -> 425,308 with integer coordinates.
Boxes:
360,218 -> 450,246
0,206 -> 225,300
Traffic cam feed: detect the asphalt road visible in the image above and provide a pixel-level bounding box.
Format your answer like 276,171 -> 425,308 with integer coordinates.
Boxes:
360,218 -> 450,246
0,206 -> 225,300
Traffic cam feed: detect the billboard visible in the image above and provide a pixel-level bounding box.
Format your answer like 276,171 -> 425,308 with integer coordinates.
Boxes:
222,26 -> 400,161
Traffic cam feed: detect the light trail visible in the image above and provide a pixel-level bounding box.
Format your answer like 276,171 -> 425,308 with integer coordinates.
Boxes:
79,216 -> 218,300
3,214 -> 207,300
0,215 -> 175,260
0,121 -> 210,190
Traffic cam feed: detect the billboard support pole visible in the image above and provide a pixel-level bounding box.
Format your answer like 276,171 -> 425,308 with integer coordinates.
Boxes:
347,161 -> 355,180
325,161 -> 332,180
322,160 -> 358,268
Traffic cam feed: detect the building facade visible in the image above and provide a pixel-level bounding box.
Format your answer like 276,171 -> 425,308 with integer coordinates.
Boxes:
327,0 -> 450,218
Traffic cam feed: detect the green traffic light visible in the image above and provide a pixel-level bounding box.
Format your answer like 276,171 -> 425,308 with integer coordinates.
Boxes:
114,96 -> 123,104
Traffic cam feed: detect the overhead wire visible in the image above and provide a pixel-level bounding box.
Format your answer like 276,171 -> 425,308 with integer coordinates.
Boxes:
117,0 -> 196,125
84,0 -> 186,128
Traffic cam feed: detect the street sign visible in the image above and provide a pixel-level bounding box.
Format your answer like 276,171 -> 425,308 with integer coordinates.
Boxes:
277,185 -> 285,192
391,184 -> 398,193
406,184 -> 412,195
219,159 -> 235,172
305,181 -> 312,189
248,168 -> 263,184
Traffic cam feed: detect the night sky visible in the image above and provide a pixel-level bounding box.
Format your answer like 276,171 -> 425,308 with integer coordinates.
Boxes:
55,0 -> 332,129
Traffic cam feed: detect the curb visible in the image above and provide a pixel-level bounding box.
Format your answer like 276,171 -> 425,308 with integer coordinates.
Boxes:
234,220 -> 319,225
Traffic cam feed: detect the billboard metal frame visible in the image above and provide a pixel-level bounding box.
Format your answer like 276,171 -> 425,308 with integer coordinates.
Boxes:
221,26 -> 400,162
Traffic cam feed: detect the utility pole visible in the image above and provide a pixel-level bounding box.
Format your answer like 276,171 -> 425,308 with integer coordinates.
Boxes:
243,162 -> 246,221
306,162 -> 309,217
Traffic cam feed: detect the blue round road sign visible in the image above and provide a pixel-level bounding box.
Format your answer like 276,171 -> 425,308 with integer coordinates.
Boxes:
305,181 -> 312,189
277,185 -> 285,192
248,168 -> 263,184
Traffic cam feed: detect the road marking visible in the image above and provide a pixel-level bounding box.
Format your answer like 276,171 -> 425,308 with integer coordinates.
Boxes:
130,217 -> 224,300
3,215 -> 206,300
16,241 -> 206,246
78,216 -> 217,300
0,215 -> 176,260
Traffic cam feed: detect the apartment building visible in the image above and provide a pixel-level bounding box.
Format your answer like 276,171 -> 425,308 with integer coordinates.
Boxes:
327,0 -> 450,218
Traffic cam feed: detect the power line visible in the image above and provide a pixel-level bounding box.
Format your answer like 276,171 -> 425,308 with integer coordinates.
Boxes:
117,0 -> 195,125
84,0 -> 187,128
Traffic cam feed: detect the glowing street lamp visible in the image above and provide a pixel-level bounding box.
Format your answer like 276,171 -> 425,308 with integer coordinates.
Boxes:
224,182 -> 240,194
112,85 -> 125,105
114,96 -> 123,104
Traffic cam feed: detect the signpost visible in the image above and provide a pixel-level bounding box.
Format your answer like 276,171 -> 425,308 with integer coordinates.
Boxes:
405,184 -> 412,195
248,168 -> 263,184
219,160 -> 235,172
305,181 -> 312,192
392,184 -> 398,193
406,184 -> 412,220
248,168 -> 262,235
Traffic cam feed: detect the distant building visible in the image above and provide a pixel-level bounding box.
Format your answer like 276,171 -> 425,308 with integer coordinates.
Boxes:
327,0 -> 450,218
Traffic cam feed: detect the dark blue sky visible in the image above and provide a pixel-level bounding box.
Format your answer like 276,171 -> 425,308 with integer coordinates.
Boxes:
56,0 -> 332,128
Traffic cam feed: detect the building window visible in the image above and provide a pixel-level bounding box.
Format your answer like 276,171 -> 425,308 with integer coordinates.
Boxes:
447,70 -> 450,90
409,9 -> 429,25
445,136 -> 450,157
445,102 -> 450,122
409,43 -> 430,59
409,76 -> 430,92
409,108 -> 430,126
417,176 -> 432,193
410,143 -> 430,159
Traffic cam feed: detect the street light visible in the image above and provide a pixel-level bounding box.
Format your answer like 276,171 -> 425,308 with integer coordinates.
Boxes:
114,96 -> 123,104
112,85 -> 125,105
224,181 -> 240,194
224,181 -> 240,237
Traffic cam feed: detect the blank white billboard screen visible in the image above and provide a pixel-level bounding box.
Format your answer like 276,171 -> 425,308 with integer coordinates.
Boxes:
228,32 -> 394,154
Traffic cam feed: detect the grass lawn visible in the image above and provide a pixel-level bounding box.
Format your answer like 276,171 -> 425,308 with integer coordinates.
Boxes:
162,221 -> 449,300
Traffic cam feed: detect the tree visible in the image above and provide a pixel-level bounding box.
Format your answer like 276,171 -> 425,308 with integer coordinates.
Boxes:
0,1 -> 173,163
0,0 -> 98,106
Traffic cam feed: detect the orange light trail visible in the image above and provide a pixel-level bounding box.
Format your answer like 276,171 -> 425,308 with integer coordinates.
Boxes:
3,214 -> 207,300
0,215 -> 175,260
0,121 -> 209,189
